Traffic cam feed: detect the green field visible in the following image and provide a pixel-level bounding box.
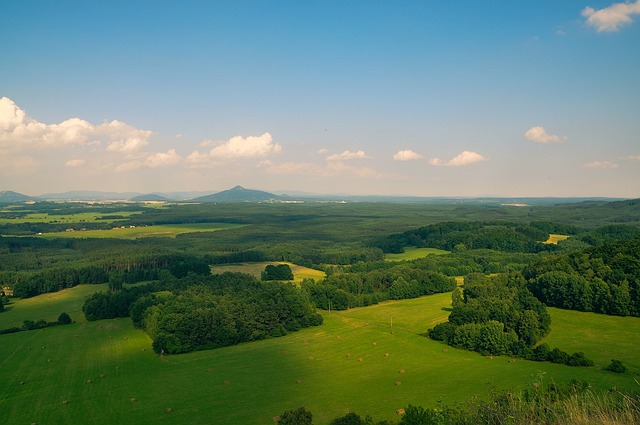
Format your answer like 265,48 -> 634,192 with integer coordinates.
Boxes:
0,211 -> 142,224
384,247 -> 450,261
210,262 -> 326,284
1,286 -> 638,425
37,223 -> 244,239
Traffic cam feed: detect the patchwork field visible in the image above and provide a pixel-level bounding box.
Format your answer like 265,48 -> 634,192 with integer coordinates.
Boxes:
384,246 -> 450,261
37,223 -> 244,239
1,285 -> 638,425
210,262 -> 326,284
0,211 -> 142,224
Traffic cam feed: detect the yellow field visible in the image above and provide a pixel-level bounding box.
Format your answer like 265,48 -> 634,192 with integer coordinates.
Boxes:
384,246 -> 449,261
544,234 -> 570,244
210,261 -> 326,284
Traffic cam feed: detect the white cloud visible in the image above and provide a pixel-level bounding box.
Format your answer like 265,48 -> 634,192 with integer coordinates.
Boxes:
65,159 -> 86,167
208,133 -> 281,159
393,149 -> 423,161
583,160 -> 619,169
582,1 -> 640,32
626,155 -> 640,160
0,97 -> 153,153
524,126 -> 568,143
429,150 -> 487,167
144,149 -> 182,168
326,150 -> 370,161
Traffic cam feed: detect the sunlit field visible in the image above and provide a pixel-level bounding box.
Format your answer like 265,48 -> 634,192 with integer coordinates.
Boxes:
384,246 -> 450,261
37,223 -> 244,239
544,234 -> 571,244
210,261 -> 326,284
1,286 -> 637,425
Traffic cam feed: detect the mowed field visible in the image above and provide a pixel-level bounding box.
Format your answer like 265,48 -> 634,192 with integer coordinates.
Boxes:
1,285 -> 638,425
210,262 -> 326,284
384,246 -> 450,261
544,234 -> 571,244
0,211 -> 142,224
38,223 -> 244,239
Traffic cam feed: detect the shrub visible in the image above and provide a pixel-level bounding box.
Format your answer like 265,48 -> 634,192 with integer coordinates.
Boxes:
604,359 -> 628,373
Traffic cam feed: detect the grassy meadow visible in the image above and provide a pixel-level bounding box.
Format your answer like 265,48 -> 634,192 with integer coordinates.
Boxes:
384,247 -> 450,261
1,285 -> 638,424
37,223 -> 244,239
0,211 -> 142,224
210,262 -> 326,284
544,234 -> 571,244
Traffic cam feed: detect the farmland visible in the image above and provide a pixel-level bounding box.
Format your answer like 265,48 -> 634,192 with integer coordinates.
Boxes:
1,285 -> 638,425
1,199 -> 639,424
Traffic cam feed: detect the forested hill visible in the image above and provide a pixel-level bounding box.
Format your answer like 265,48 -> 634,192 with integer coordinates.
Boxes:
376,221 -> 565,254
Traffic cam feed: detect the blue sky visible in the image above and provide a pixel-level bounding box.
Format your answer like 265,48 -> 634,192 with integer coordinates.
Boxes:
1,1 -> 639,197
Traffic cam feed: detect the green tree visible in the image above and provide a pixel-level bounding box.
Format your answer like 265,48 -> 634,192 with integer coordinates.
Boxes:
279,406 -> 313,425
57,312 -> 72,324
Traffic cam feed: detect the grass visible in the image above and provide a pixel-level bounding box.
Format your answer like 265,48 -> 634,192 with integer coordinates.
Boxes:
37,223 -> 244,239
0,288 -> 638,424
210,262 -> 326,284
384,246 -> 450,261
544,234 -> 571,244
0,211 -> 141,224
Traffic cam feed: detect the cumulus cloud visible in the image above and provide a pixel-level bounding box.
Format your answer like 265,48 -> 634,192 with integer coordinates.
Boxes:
582,0 -> 640,32
428,150 -> 487,167
0,97 -> 153,152
626,155 -> 640,160
524,126 -> 567,143
65,159 -> 86,167
393,149 -> 423,161
115,149 -> 183,172
583,160 -> 619,169
208,133 -> 281,159
326,150 -> 370,161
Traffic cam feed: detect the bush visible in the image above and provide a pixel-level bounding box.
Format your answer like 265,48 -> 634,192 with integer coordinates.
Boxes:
57,312 -> 72,324
279,406 -> 312,425
604,359 -> 628,373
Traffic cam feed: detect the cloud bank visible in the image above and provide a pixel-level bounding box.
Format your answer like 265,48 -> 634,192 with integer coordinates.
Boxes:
582,0 -> 640,32
583,160 -> 619,169
326,150 -> 370,161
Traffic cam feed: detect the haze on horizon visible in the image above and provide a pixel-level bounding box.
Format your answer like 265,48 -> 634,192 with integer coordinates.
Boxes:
1,1 -> 639,198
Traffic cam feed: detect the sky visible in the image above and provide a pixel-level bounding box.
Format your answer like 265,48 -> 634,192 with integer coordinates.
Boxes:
1,1 -> 639,198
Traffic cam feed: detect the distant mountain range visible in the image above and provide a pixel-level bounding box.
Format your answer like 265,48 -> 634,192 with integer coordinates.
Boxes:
0,187 -> 632,205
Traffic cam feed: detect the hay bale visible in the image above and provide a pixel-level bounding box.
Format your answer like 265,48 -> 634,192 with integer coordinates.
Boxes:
86,379 -> 92,384
442,349 -> 448,353
100,373 -> 105,378
130,398 -> 137,403
207,368 -> 213,373
487,356 -> 493,360
394,381 -> 402,386
47,359 -> 51,363
165,407 -> 172,413
62,400 -> 68,405
20,380 -> 25,385
346,353 -> 352,357
296,379 -> 302,384
396,408 -> 405,415
372,342 -> 377,346
399,369 -> 406,374
223,380 -> 231,385
273,416 -> 281,422
384,353 -> 390,357
357,358 -> 364,362
509,359 -> 516,363
308,356 -> 314,360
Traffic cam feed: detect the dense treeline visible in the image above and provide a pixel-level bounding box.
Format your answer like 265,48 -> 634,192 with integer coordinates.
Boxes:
304,265 -> 456,310
82,271 -> 323,354
377,221 -> 560,254
428,272 -> 593,366
524,236 -> 640,316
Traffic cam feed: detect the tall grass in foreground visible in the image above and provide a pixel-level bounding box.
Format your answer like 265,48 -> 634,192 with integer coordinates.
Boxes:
429,380 -> 640,425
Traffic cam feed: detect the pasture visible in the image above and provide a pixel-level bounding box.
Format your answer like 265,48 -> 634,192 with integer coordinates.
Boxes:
210,261 -> 326,284
384,246 -> 450,261
1,286 -> 638,424
37,223 -> 244,239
